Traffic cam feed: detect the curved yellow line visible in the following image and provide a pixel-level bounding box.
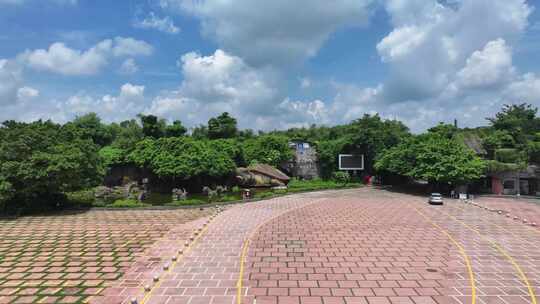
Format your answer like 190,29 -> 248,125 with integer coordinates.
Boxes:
236,238 -> 250,304
140,221 -> 212,304
236,196 -> 332,304
411,207 -> 476,304
435,206 -> 537,304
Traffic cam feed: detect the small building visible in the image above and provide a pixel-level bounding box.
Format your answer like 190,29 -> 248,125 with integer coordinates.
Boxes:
490,165 -> 540,196
462,133 -> 540,196
283,141 -> 320,180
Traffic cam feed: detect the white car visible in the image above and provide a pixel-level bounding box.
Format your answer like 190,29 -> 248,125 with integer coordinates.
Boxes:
428,193 -> 444,205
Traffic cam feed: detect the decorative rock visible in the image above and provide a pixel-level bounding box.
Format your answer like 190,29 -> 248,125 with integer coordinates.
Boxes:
531,222 -> 537,227
153,275 -> 159,282
513,216 -> 519,220
506,214 -> 511,218
144,285 -> 151,292
131,297 -> 138,304
178,250 -> 183,255
163,264 -> 169,270
172,188 -> 188,202
184,241 -> 189,247
172,256 -> 177,261
498,211 -> 503,214
523,219 -> 528,223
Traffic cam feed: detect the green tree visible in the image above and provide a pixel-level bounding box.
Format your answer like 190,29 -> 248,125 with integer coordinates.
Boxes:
110,119 -> 144,151
139,114 -> 165,138
242,135 -> 293,167
191,125 -> 209,140
375,133 -> 486,185
65,113 -> 113,147
487,103 -> 540,146
165,120 -> 187,137
128,137 -> 236,179
208,112 -> 238,139
428,123 -> 458,139
0,120 -> 102,213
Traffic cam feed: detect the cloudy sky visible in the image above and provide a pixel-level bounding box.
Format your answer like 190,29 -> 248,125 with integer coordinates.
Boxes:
1,0 -> 539,132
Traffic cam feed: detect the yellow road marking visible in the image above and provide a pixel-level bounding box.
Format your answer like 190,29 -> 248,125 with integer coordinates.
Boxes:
430,205 -> 537,304
236,197 -> 329,304
236,238 -> 250,304
140,219 -> 212,304
410,206 -> 476,304
447,203 -> 539,246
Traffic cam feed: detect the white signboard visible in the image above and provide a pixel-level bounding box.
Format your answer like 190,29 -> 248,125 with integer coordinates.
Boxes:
338,154 -> 364,170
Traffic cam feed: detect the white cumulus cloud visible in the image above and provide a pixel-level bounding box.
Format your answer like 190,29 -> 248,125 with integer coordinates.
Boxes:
134,12 -> 180,34
160,0 -> 375,66
22,37 -> 153,76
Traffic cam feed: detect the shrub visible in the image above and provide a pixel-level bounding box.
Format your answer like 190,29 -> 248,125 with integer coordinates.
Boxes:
109,199 -> 149,208
494,148 -> 523,163
66,189 -> 95,208
332,172 -> 351,184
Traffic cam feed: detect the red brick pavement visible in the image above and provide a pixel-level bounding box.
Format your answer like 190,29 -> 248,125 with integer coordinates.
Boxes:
94,190 -> 337,304
10,188 -> 539,304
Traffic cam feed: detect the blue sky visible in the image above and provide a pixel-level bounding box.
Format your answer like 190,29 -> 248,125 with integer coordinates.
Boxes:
1,0 -> 539,132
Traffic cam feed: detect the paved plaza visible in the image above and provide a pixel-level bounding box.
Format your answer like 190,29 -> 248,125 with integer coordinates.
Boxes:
1,188 -> 539,304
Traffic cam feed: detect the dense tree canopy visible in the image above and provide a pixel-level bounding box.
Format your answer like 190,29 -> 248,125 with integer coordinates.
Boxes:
128,137 -> 236,179
208,112 -> 238,139
243,135 -> 293,167
375,133 -> 486,185
2,103 -> 538,214
0,120 -> 102,212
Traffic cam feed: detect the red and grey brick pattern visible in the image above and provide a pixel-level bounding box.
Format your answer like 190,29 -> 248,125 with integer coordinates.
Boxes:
1,189 -> 539,304
0,209 -> 212,304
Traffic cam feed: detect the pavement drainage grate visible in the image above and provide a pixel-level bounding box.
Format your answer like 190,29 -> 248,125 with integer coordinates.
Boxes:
426,268 -> 438,273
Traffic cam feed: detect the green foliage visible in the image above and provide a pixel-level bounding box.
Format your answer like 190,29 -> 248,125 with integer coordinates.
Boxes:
487,103 -> 540,147
0,120 -> 102,212
110,119 -> 144,151
191,125 -> 209,140
165,120 -> 187,137
527,140 -> 540,163
139,114 -> 165,138
242,135 -> 293,167
65,113 -> 114,147
375,133 -> 486,184
485,160 -> 525,173
494,148 -> 523,164
428,123 -> 459,139
109,199 -> 149,208
482,130 -> 515,158
208,112 -> 238,139
65,189 -> 95,208
99,146 -> 125,169
316,137 -> 352,179
128,137 -> 236,179
332,171 -> 351,184
208,139 -> 245,166
312,114 -> 410,178
287,178 -> 359,192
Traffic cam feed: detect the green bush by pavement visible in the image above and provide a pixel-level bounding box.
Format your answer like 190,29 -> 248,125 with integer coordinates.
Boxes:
109,199 -> 150,208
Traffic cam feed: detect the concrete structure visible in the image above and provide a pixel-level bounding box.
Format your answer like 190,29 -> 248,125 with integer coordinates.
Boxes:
283,141 -> 320,180
490,165 -> 540,196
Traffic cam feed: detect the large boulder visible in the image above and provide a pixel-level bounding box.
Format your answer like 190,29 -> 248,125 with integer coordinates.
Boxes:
236,164 -> 290,188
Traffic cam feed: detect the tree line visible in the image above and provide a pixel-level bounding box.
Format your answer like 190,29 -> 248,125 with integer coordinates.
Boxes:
1,104 -> 539,213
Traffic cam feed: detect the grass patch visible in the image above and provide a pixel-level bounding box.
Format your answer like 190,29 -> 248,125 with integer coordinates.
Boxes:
108,199 -> 150,208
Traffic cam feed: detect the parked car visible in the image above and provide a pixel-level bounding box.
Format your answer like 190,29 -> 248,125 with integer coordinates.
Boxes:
428,193 -> 443,205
